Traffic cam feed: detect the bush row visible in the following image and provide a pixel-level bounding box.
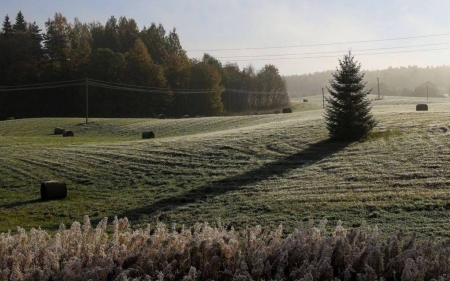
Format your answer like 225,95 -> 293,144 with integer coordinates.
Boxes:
1,216 -> 448,280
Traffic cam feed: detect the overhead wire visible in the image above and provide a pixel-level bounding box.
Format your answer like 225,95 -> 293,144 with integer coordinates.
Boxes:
0,79 -> 85,88
214,42 -> 450,59
226,46 -> 450,62
186,32 -> 450,52
0,83 -> 85,92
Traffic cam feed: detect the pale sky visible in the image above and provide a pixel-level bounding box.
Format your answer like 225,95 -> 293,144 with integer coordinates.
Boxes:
2,0 -> 450,75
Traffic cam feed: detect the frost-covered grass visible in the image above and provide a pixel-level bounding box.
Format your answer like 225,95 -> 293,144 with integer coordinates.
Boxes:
1,96 -> 450,240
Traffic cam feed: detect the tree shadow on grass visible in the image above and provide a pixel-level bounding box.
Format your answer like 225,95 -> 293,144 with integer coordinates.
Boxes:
1,198 -> 42,209
119,138 -> 351,221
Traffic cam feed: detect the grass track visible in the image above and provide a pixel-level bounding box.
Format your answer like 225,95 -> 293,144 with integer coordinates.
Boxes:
1,96 -> 450,239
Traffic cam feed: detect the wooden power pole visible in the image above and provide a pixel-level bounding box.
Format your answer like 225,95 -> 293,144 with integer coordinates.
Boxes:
85,78 -> 89,124
322,88 -> 325,109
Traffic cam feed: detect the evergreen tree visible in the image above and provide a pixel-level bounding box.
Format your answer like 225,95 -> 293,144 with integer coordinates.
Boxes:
325,52 -> 377,140
13,11 -> 27,32
2,14 -> 13,37
28,22 -> 43,59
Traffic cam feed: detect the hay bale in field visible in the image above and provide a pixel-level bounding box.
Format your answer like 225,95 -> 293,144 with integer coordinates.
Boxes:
142,131 -> 155,139
274,109 -> 281,114
416,104 -> 428,111
158,114 -> 165,119
54,127 -> 66,134
63,130 -> 74,137
183,115 -> 190,118
303,99 -> 308,102
282,106 -> 292,113
41,181 -> 67,200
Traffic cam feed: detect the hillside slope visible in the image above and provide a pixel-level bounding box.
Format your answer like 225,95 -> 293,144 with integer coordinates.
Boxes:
1,97 -> 450,238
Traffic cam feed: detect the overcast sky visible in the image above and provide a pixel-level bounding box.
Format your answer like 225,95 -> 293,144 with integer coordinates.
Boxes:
2,0 -> 450,75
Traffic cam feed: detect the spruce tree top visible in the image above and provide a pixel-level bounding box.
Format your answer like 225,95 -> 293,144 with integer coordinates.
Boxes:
2,14 -> 13,37
13,11 -> 27,32
324,51 -> 377,141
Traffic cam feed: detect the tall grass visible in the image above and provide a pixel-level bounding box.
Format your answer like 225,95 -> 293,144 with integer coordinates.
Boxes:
1,216 -> 449,280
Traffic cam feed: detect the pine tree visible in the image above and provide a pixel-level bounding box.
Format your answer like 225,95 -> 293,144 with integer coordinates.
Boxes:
325,51 -> 377,140
28,22 -> 43,58
13,11 -> 27,32
2,14 -> 13,37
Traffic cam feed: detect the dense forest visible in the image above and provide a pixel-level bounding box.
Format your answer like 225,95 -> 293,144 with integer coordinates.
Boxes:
285,65 -> 450,98
0,11 -> 289,119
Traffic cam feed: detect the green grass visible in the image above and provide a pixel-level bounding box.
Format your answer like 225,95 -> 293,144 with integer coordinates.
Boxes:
1,96 -> 450,239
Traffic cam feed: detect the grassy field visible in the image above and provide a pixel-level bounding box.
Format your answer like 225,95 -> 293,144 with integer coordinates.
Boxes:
1,95 -> 450,239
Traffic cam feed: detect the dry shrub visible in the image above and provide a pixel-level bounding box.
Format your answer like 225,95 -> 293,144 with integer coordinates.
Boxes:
1,217 -> 450,280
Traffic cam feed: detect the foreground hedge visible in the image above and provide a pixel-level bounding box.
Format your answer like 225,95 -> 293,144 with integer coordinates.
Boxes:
0,216 -> 449,280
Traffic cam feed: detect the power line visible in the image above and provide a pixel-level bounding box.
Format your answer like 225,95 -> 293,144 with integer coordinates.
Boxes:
226,46 -> 450,62
0,78 -> 287,96
186,32 -> 450,52
87,78 -> 217,93
87,78 -> 171,90
88,81 -> 218,94
214,42 -> 450,59
0,83 -> 84,92
0,79 -> 84,88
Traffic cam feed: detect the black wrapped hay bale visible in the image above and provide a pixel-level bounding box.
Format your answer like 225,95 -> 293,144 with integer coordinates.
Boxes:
63,130 -> 74,137
183,115 -> 190,118
282,106 -> 292,113
54,127 -> 66,134
142,131 -> 155,139
416,104 -> 428,111
303,99 -> 308,102
41,181 -> 67,200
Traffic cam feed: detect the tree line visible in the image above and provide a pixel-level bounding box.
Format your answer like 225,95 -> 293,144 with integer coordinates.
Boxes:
285,65 -> 450,98
0,11 -> 289,119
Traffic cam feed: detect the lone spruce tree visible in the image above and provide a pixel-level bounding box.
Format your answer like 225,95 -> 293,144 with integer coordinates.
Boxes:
325,51 -> 377,141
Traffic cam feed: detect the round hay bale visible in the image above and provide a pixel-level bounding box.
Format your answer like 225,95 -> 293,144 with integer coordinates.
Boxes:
416,104 -> 428,111
183,115 -> 190,118
41,181 -> 67,200
158,114 -> 165,119
63,130 -> 74,137
54,127 -> 66,135
303,99 -> 308,102
6,117 -> 14,120
142,131 -> 155,139
274,109 -> 281,114
282,106 -> 293,113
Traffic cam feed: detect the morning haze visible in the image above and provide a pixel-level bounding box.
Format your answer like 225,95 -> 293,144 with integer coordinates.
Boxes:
2,1 -> 450,280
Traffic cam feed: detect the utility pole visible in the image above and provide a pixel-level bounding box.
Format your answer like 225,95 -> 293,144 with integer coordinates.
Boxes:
377,77 -> 380,99
85,78 -> 89,124
322,88 -> 325,109
229,91 -> 232,115
427,85 -> 429,100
